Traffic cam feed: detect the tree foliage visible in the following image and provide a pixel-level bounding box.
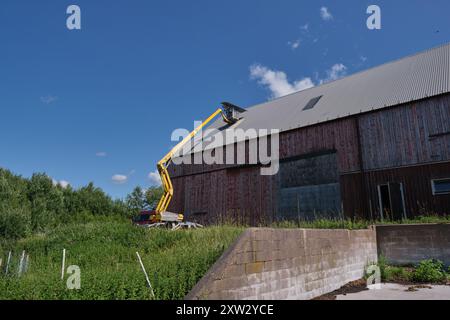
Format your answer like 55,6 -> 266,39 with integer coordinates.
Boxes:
125,186 -> 164,217
0,168 -> 130,239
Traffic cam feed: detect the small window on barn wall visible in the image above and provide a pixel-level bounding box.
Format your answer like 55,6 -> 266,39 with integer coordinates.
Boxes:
302,95 -> 322,111
431,178 -> 450,195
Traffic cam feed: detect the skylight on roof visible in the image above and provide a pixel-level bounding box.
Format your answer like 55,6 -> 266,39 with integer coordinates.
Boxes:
303,95 -> 322,111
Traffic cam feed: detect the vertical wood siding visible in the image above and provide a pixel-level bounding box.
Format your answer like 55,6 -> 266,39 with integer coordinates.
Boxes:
341,162 -> 450,219
168,94 -> 450,224
359,94 -> 450,170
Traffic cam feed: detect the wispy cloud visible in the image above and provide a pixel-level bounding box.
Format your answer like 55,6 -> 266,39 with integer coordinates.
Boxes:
321,63 -> 347,83
112,174 -> 128,184
249,64 -> 314,99
287,39 -> 301,50
250,63 -> 347,99
148,170 -> 162,186
40,95 -> 58,104
320,7 -> 333,21
300,23 -> 309,32
96,152 -> 107,157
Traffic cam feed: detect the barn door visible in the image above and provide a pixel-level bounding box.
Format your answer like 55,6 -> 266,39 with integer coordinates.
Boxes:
378,182 -> 406,221
388,182 -> 406,220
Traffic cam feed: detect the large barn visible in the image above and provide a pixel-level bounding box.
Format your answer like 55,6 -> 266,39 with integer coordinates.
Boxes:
168,43 -> 450,224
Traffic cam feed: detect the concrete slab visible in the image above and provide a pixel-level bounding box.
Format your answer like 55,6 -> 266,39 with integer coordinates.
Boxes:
336,283 -> 450,300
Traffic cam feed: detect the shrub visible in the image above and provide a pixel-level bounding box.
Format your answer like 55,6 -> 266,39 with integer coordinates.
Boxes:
0,207 -> 31,239
412,259 -> 446,283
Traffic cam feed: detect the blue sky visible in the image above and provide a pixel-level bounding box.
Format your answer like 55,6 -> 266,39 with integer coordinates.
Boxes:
1,0 -> 449,199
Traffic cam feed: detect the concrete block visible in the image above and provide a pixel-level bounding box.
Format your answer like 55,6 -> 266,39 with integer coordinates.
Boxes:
235,252 -> 255,265
187,227 -> 378,301
245,262 -> 264,274
255,250 -> 273,262
222,264 -> 246,278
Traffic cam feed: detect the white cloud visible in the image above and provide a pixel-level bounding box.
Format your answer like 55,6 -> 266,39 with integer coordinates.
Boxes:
250,63 -> 348,99
300,24 -> 309,31
287,39 -> 301,50
111,169 -> 136,184
112,174 -> 128,184
148,170 -> 162,186
320,7 -> 333,21
52,179 -> 70,189
322,63 -> 347,83
40,95 -> 58,104
249,64 -> 314,99
96,152 -> 107,157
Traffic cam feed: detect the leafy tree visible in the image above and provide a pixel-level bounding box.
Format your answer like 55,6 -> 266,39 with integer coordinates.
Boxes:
126,186 -> 146,217
0,167 -> 142,239
27,173 -> 64,231
145,186 -> 164,210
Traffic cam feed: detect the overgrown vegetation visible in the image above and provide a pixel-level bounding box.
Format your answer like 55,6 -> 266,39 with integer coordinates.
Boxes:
270,215 -> 450,230
377,256 -> 450,284
412,259 -> 448,283
0,218 -> 242,300
0,168 -> 130,239
0,168 -> 166,240
0,168 -> 242,299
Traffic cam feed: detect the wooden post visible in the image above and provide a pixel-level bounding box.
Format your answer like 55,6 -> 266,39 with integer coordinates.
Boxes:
5,251 -> 12,275
136,252 -> 155,299
24,254 -> 30,273
18,250 -> 25,276
61,249 -> 66,280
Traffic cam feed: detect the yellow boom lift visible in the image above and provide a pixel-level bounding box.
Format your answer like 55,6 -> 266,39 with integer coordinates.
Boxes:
144,102 -> 245,229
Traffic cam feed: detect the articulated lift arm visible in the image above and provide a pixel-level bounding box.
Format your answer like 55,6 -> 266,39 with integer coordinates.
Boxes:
155,104 -> 243,218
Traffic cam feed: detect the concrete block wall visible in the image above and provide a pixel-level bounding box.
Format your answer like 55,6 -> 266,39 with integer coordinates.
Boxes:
376,224 -> 450,266
186,227 -> 377,300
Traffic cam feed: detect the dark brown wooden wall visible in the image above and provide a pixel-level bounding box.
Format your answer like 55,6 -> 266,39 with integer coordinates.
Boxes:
169,117 -> 361,223
170,166 -> 277,225
341,162 -> 450,219
168,93 -> 450,224
358,94 -> 450,170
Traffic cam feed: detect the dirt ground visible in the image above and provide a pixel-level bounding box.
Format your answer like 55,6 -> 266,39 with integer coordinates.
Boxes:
312,279 -> 369,300
313,279 -> 450,300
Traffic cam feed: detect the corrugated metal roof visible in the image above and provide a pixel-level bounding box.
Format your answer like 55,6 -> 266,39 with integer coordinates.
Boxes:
212,43 -> 450,132
183,43 -> 450,154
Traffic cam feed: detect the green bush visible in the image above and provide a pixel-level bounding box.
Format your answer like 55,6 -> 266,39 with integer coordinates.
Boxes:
377,256 -> 388,281
0,168 -> 136,237
0,207 -> 31,239
412,259 -> 446,283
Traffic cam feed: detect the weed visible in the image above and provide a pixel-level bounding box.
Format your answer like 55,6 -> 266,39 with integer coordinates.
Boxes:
412,259 -> 447,283
0,218 -> 243,300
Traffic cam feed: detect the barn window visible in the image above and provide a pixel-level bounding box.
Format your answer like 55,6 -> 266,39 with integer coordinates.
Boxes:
303,95 -> 322,111
431,178 -> 450,195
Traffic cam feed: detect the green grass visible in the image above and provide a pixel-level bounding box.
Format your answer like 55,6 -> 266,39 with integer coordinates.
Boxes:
270,219 -> 371,230
0,218 -> 243,300
269,215 -> 450,230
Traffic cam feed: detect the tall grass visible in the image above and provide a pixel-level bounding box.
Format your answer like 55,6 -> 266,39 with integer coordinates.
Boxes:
269,214 -> 450,230
0,218 -> 243,300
